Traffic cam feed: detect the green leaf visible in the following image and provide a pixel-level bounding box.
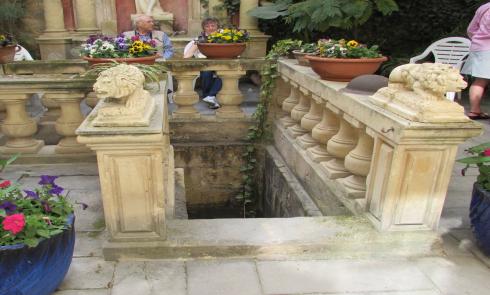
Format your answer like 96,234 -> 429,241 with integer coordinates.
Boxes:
24,238 -> 39,248
373,0 -> 399,15
457,156 -> 490,164
36,229 -> 50,238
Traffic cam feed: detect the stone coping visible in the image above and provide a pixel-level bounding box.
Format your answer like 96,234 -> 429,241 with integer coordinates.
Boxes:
0,74 -> 94,92
278,59 -> 483,144
76,92 -> 165,135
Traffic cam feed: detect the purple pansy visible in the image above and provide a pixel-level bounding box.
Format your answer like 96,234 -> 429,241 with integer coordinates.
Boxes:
39,175 -> 58,186
0,201 -> 17,214
24,190 -> 39,199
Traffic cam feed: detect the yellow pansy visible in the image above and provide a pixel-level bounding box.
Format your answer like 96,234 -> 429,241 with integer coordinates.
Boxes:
347,40 -> 359,48
223,35 -> 232,40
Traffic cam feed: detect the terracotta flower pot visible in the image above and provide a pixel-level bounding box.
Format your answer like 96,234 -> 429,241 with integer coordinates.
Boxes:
197,43 -> 246,59
292,50 -> 312,66
305,55 -> 388,82
0,45 -> 20,64
82,55 -> 158,66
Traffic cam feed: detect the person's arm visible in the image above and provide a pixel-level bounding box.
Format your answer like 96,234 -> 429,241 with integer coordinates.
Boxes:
162,33 -> 174,59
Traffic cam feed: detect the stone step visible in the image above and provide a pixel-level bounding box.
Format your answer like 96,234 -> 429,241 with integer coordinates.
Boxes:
103,216 -> 443,261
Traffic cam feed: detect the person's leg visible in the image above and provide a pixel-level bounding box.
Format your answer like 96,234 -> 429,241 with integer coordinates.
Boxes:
200,71 -> 213,98
207,76 -> 222,97
469,78 -> 489,116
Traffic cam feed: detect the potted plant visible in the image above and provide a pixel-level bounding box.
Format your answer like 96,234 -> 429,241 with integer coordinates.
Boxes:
0,156 -> 76,295
305,39 -> 387,82
457,142 -> 490,256
197,28 -> 250,59
0,33 -> 20,64
292,42 -> 317,66
80,34 -> 159,65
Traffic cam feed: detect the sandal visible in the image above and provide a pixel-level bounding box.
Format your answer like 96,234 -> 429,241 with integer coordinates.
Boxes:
467,112 -> 490,120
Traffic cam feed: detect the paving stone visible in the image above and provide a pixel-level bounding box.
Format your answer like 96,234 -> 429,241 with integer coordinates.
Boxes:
415,256 -> 490,295
257,259 -> 435,294
74,231 -> 107,258
313,291 -> 441,295
111,261 -> 186,295
439,233 -> 473,257
58,257 -> 115,290
187,259 -> 262,295
439,207 -> 471,230
53,289 -> 110,295
69,190 -> 105,232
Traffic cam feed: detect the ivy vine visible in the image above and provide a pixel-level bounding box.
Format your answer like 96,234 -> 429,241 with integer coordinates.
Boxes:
236,40 -> 303,217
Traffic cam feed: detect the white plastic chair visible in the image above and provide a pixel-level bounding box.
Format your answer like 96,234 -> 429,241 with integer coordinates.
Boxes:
410,37 -> 471,101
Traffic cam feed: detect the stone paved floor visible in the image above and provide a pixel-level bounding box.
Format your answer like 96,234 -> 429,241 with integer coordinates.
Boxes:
4,96 -> 490,294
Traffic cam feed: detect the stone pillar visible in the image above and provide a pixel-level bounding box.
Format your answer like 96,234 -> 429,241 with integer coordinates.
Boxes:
74,0 -> 100,34
297,95 -> 322,149
287,87 -> 310,138
306,105 -> 340,163
37,0 -> 72,60
77,92 -> 172,259
280,81 -> 299,128
43,0 -> 68,34
47,92 -> 90,154
321,109 -> 357,179
216,70 -> 246,118
239,0 -> 259,33
339,125 -> 374,199
0,94 -> 44,154
172,71 -> 201,118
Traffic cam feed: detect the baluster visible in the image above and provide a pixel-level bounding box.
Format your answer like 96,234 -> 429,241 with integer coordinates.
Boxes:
48,91 -> 90,154
279,81 -> 299,128
287,87 -> 310,138
321,108 -> 357,179
340,126 -> 374,198
306,105 -> 340,162
297,95 -> 322,148
172,71 -> 201,118
84,91 -> 100,108
41,94 -> 61,122
216,70 -> 246,118
0,93 -> 44,154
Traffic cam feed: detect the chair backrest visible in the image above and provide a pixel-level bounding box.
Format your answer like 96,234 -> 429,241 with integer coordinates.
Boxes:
409,37 -> 471,70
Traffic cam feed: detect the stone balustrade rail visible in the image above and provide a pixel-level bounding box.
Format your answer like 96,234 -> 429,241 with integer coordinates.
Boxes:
274,59 -> 483,231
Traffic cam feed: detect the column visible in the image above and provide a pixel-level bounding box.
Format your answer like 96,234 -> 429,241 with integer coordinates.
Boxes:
287,87 -> 310,138
0,93 -> 44,154
321,108 -> 357,179
74,0 -> 99,34
216,70 -> 246,118
239,0 -> 260,33
279,81 -> 299,128
339,126 -> 374,199
48,92 -> 90,154
306,105 -> 340,163
297,95 -> 322,149
42,0 -> 67,35
172,71 -> 201,118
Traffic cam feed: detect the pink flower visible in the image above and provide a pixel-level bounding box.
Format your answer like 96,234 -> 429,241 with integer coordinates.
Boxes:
483,148 -> 490,157
0,180 -> 11,188
2,213 -> 25,235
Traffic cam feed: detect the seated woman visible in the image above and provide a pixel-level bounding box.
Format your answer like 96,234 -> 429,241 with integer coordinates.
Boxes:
183,17 -> 222,109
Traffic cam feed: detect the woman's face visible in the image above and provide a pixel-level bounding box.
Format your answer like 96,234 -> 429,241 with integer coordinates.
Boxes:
203,21 -> 219,35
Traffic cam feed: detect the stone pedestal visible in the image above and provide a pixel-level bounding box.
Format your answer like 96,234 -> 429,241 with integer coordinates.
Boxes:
77,93 -> 173,255
37,0 -> 72,60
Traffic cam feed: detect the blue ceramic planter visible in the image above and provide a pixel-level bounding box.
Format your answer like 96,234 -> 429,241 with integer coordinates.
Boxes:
0,215 -> 75,295
470,183 -> 490,256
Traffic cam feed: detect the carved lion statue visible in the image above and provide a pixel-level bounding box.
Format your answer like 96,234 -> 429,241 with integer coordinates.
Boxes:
93,64 -> 151,118
386,63 -> 467,101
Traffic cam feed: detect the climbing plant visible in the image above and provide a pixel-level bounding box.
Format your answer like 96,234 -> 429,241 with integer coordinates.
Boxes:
0,0 -> 25,36
236,40 -> 302,217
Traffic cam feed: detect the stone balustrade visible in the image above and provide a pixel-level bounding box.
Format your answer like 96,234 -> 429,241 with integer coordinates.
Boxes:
274,59 -> 483,231
0,59 -> 264,156
163,59 -> 263,119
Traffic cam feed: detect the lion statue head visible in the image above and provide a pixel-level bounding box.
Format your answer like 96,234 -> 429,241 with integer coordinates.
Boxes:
93,64 -> 146,103
388,63 -> 467,101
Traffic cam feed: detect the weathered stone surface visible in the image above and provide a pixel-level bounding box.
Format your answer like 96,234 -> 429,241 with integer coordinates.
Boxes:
112,261 -> 186,295
74,231 -> 107,258
58,257 -> 115,290
257,260 -> 435,294
53,290 -> 110,295
262,146 -> 322,217
187,260 -> 261,295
